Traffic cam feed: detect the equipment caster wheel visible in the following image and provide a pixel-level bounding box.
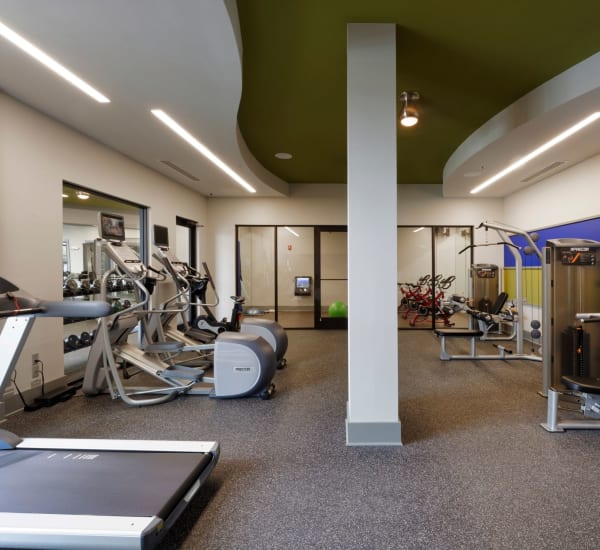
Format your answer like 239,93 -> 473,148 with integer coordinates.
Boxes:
276,358 -> 287,370
259,384 -> 275,400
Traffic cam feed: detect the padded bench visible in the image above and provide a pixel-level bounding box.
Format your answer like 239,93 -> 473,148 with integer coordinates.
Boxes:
434,329 -> 483,338
434,329 -> 483,360
562,375 -> 600,394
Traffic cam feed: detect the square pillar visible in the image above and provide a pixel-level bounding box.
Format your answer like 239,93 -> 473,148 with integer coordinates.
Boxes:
346,23 -> 401,445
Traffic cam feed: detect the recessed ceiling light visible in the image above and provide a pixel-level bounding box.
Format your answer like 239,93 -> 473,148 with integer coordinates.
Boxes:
62,193 -> 69,198
471,112 -> 600,194
151,109 -> 256,194
76,191 -> 90,200
275,152 -> 293,160
0,19 -> 110,103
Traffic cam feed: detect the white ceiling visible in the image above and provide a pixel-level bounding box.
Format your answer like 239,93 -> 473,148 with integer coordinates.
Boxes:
0,1 -> 598,200
0,0 -> 287,198
443,52 -> 600,197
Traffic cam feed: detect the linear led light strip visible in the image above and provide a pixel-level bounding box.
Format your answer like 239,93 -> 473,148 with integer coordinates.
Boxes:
151,109 -> 256,194
470,112 -> 600,194
0,19 -> 109,103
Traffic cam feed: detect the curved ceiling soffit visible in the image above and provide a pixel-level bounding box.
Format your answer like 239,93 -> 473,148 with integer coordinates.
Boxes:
224,0 -> 289,197
443,52 -> 600,198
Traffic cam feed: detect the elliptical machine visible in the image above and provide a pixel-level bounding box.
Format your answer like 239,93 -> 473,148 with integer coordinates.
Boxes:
189,262 -> 243,335
152,225 -> 288,368
83,213 -> 276,406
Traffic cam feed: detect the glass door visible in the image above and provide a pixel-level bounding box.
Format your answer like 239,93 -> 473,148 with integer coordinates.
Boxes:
315,226 -> 347,329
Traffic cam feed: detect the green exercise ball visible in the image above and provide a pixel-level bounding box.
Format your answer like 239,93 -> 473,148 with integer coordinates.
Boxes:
328,301 -> 348,318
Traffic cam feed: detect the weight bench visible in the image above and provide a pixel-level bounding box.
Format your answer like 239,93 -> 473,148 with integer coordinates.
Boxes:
542,375 -> 600,432
434,327 -> 519,361
434,329 -> 483,360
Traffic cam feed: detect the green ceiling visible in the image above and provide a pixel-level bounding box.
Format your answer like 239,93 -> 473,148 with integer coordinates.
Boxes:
236,0 -> 600,185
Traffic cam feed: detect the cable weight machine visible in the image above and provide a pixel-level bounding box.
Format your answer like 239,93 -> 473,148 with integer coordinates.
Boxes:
541,238 -> 600,432
435,221 -> 543,362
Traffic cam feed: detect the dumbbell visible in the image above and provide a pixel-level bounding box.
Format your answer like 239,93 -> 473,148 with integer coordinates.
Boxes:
80,331 -> 92,347
63,334 -> 81,352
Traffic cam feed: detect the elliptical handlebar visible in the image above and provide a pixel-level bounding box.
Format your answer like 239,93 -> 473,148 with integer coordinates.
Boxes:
200,262 -> 220,308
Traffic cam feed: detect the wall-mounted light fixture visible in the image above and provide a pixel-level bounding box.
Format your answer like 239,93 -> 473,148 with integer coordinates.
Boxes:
399,91 -> 420,128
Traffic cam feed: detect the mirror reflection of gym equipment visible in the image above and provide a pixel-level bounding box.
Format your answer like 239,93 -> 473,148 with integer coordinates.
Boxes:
542,239 -> 600,432
62,182 -> 145,375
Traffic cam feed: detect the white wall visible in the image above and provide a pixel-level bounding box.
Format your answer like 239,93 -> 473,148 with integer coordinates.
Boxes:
504,153 -> 600,230
0,93 -> 208,394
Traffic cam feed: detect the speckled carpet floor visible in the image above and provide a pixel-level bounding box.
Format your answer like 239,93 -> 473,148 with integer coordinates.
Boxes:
4,330 -> 600,549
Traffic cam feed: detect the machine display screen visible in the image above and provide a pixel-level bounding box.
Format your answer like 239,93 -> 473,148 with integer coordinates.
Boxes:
99,212 -> 126,242
560,249 -> 597,265
475,268 -> 496,278
153,224 -> 169,249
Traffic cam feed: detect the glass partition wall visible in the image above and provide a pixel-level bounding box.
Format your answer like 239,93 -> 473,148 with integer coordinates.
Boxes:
237,226 -> 277,322
398,226 -> 472,330
238,224 -> 472,330
277,226 -> 315,328
237,225 -> 316,328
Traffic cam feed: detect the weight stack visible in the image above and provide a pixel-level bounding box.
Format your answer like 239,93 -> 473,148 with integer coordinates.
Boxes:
561,326 -> 590,378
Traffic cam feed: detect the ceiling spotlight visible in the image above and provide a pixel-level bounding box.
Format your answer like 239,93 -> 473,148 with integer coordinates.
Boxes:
399,91 -> 420,128
76,191 -> 90,200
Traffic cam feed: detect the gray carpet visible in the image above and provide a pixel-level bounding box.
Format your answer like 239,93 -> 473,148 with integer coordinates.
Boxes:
4,330 -> 600,549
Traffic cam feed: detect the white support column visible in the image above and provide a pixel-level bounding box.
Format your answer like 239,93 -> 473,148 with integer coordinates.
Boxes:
346,23 -> 401,445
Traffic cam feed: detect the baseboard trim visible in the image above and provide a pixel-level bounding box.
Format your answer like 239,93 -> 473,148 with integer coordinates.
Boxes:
345,419 -> 402,446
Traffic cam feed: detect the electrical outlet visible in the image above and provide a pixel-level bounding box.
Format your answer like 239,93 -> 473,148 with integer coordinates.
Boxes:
32,353 -> 41,378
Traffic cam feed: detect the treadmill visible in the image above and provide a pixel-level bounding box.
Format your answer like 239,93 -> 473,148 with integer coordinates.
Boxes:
0,276 -> 219,549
